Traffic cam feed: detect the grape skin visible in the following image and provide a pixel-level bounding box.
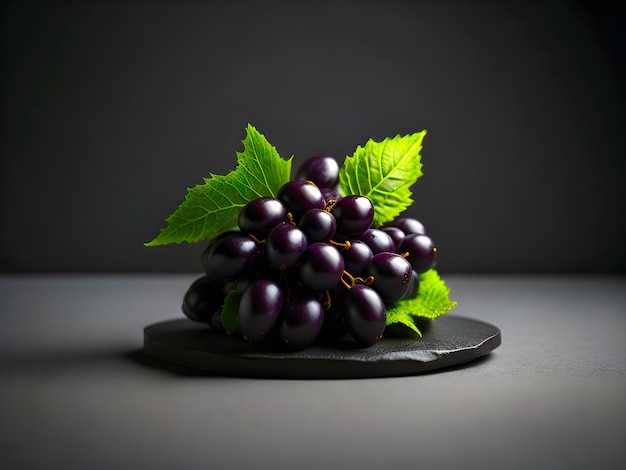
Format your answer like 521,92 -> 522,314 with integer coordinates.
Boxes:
279,297 -> 325,348
368,252 -> 413,303
238,197 -> 287,236
265,223 -> 308,268
331,195 -> 374,239
238,279 -> 284,342
343,284 -> 386,346
182,275 -> 225,323
202,233 -> 258,281
299,242 -> 345,291
295,155 -> 340,189
397,233 -> 437,273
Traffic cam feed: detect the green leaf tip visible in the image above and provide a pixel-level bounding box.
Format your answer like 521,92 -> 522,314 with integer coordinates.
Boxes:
145,124 -> 292,246
339,130 -> 427,227
385,269 -> 457,336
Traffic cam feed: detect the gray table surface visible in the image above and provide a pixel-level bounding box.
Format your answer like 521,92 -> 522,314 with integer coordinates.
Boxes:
1,274 -> 624,469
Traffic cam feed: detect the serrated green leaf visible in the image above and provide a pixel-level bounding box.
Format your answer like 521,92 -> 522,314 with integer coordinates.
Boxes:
385,269 -> 457,335
145,124 -> 292,246
219,289 -> 242,336
339,132 -> 426,227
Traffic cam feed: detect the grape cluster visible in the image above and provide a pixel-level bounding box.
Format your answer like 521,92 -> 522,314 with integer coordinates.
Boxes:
181,155 -> 438,349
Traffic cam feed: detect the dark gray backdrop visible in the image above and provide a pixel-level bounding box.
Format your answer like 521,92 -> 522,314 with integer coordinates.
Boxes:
2,0 -> 624,274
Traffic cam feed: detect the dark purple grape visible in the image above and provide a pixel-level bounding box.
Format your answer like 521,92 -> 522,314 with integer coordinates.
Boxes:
279,297 -> 325,348
320,187 -> 342,203
238,197 -> 287,236
368,252 -> 413,303
202,233 -> 258,281
277,180 -> 325,219
265,223 -> 308,268
208,310 -> 225,332
359,228 -> 396,254
397,233 -> 437,273
299,242 -> 345,291
341,240 -> 373,277
343,284 -> 386,346
182,275 -> 225,323
381,227 -> 405,248
403,270 -> 420,299
385,217 -> 426,235
299,208 -> 336,243
331,195 -> 374,239
295,155 -> 340,189
238,279 -> 284,342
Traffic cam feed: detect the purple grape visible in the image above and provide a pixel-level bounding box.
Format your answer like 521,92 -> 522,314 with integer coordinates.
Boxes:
381,226 -> 405,248
397,233 -> 437,273
277,180 -> 325,219
359,228 -> 396,254
320,187 -> 342,203
299,208 -> 337,243
265,223 -> 308,268
279,297 -> 325,348
341,240 -> 373,277
343,284 -> 386,346
238,279 -> 284,342
202,233 -> 258,281
238,197 -> 287,236
182,275 -> 225,323
403,270 -> 420,299
331,195 -> 374,239
299,242 -> 345,291
385,217 -> 426,235
368,252 -> 413,303
295,155 -> 340,189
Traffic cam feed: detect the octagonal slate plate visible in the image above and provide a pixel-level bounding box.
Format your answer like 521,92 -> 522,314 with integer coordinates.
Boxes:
143,315 -> 500,379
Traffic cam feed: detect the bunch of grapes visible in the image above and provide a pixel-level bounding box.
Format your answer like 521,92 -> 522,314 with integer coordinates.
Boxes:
181,155 -> 438,349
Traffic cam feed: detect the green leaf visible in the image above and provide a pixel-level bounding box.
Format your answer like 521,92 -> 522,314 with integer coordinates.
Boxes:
219,289 -> 242,336
339,131 -> 426,227
145,124 -> 292,246
385,269 -> 457,335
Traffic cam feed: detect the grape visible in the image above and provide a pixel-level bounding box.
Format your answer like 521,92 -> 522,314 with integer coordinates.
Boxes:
208,310 -> 225,332
341,240 -> 373,277
238,279 -> 284,342
238,197 -> 287,236
299,208 -> 336,243
279,297 -> 325,348
381,226 -> 405,248
403,270 -> 420,299
385,217 -> 426,235
397,233 -> 437,273
299,242 -> 345,291
182,275 -> 225,323
320,187 -> 342,203
295,155 -> 340,189
202,233 -> 258,281
343,284 -> 386,346
368,252 -> 413,303
277,180 -> 325,219
359,228 -> 396,254
265,223 -> 308,268
331,195 -> 374,238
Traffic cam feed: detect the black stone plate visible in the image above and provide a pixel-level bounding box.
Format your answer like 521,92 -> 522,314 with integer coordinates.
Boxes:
143,315 -> 501,379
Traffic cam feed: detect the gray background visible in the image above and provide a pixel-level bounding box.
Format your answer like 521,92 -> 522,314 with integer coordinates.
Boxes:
2,0 -> 625,274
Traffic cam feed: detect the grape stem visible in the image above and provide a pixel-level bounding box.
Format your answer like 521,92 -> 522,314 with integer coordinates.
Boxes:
340,270 -> 374,289
329,239 -> 351,251
249,234 -> 266,245
325,199 -> 337,212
